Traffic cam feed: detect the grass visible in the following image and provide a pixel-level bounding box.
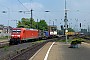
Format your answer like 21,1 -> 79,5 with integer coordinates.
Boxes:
56,39 -> 72,43
0,38 -> 7,40
36,40 -> 45,43
3,46 -> 9,51
0,36 -> 10,40
72,38 -> 85,42
32,40 -> 46,44
56,38 -> 85,44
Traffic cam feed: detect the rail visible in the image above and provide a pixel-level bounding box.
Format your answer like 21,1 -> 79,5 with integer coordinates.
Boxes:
1,38 -> 58,60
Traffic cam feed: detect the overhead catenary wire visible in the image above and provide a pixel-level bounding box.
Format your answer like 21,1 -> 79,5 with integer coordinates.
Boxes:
17,0 -> 30,11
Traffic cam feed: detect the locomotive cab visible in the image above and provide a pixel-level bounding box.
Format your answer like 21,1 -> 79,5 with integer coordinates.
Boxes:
10,28 -> 39,44
10,28 -> 23,44
11,29 -> 21,39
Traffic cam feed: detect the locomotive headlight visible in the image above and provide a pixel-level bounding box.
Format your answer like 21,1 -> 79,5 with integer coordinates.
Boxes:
16,35 -> 20,37
11,35 -> 14,36
11,35 -> 20,37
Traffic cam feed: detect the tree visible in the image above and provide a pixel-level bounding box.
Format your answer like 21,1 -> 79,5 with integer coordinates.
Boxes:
17,18 -> 48,30
38,20 -> 48,30
17,18 -> 37,28
68,28 -> 75,32
30,18 -> 37,29
17,18 -> 30,28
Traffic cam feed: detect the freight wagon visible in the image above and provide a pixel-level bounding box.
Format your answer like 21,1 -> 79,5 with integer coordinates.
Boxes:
38,30 -> 49,39
65,32 -> 79,36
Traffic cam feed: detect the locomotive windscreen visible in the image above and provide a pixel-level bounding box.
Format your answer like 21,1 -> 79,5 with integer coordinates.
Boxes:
12,29 -> 21,33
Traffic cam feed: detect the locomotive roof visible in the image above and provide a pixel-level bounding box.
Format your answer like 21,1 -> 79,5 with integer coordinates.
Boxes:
26,28 -> 38,31
12,28 -> 38,31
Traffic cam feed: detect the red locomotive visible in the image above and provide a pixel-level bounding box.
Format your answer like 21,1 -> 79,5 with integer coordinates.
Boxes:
10,28 -> 39,44
10,27 -> 58,44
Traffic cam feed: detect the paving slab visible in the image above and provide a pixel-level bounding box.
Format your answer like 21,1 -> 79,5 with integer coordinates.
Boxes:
30,42 -> 90,60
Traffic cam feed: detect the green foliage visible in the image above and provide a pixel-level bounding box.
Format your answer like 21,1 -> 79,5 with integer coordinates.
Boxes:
56,39 -> 72,43
57,30 -> 64,35
38,20 -> 48,30
0,36 -> 10,40
73,38 -> 85,42
71,41 -> 77,45
17,18 -> 30,28
17,18 -> 48,30
71,38 -> 85,44
17,18 -> 37,28
68,28 -> 75,32
4,46 -> 9,51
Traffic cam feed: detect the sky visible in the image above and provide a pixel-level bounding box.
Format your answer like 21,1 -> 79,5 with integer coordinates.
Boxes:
0,0 -> 90,31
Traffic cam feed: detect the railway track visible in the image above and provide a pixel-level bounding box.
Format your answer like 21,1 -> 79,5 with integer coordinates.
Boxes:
2,38 -> 58,60
0,40 -> 9,48
11,41 -> 47,60
0,37 -> 61,60
72,35 -> 90,43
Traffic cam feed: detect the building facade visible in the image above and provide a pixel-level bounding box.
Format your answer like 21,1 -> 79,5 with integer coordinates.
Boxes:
0,24 -> 12,37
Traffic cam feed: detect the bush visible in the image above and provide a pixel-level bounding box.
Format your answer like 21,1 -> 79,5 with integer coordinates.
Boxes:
72,38 -> 85,44
71,41 -> 77,45
71,40 -> 82,45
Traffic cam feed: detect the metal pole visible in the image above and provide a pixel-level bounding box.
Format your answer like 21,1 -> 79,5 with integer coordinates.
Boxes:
53,21 -> 54,26
49,20 -> 51,26
11,20 -> 17,28
31,9 -> 33,28
76,19 -> 78,32
7,8 -> 10,40
55,19 -> 57,34
14,20 -> 17,28
16,20 -> 18,28
64,0 -> 68,44
8,20 -> 9,40
53,21 -> 54,36
37,19 -> 38,29
45,10 -> 50,22
80,23 -> 81,32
